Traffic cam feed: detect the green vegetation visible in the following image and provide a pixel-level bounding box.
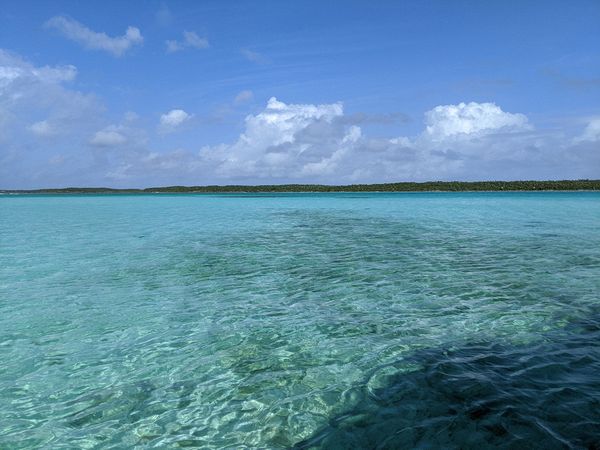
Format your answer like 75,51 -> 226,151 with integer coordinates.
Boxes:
2,180 -> 600,194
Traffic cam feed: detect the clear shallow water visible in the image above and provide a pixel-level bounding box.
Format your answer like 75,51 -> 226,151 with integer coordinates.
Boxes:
1,192 -> 599,449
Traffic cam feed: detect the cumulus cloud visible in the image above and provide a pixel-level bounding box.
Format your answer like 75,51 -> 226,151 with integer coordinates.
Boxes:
90,127 -> 127,147
424,102 -> 530,140
159,109 -> 192,132
201,97 -> 357,177
194,97 -> 442,182
189,98 -> 596,183
45,16 -> 143,57
166,31 -> 209,53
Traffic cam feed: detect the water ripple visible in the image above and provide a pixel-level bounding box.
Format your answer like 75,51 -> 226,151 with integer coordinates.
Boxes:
1,193 -> 599,448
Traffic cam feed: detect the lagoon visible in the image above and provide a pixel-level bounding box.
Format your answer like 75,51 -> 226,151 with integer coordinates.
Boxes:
1,192 -> 599,448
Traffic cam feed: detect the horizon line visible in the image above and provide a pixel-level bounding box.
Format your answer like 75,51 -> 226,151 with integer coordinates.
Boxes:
2,179 -> 600,193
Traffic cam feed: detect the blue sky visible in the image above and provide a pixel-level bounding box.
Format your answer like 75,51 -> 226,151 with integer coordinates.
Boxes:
1,0 -> 599,188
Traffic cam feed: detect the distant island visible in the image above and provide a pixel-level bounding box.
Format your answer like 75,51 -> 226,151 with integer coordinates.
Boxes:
2,180 -> 600,194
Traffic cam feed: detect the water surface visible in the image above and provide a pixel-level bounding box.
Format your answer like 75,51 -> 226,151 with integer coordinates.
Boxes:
1,192 -> 599,448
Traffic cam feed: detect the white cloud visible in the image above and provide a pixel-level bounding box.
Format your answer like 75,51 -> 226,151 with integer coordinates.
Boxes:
424,102 -> 530,140
389,136 -> 412,146
234,90 -> 254,104
89,120 -> 148,150
574,118 -> 600,143
0,50 -> 101,140
0,53 -> 77,90
159,109 -> 192,132
90,127 -> 127,147
0,50 -> 108,188
45,16 -> 143,57
200,97 -> 355,177
0,66 -> 22,88
166,31 -> 209,53
241,97 -> 342,146
32,65 -> 77,83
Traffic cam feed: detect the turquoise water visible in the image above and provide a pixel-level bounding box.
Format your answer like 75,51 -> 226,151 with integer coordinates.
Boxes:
1,192 -> 599,448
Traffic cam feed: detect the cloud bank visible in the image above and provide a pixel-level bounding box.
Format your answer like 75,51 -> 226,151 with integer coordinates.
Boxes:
0,50 -> 598,188
104,97 -> 599,185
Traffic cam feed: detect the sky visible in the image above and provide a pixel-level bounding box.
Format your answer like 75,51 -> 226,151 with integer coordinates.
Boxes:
0,0 -> 599,188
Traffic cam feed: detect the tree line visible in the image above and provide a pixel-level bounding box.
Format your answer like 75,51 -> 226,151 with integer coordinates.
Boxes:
3,179 -> 600,194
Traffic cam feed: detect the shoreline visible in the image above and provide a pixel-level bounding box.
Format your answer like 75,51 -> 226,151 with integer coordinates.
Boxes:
2,190 -> 600,196
2,180 -> 600,195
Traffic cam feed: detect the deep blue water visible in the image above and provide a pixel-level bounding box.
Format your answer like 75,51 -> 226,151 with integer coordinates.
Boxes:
1,192 -> 599,448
